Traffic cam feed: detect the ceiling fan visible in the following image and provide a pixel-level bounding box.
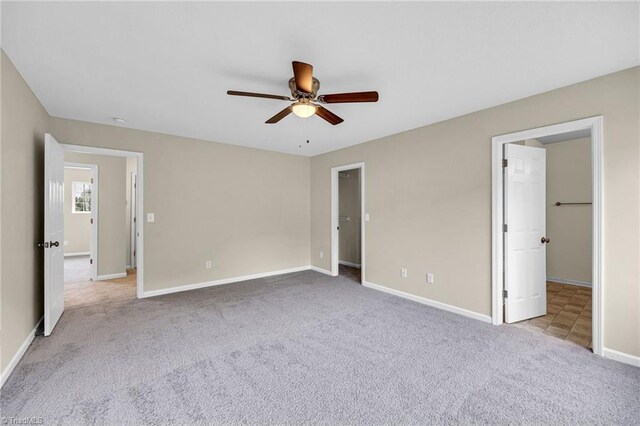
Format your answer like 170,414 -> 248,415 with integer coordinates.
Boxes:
227,61 -> 379,125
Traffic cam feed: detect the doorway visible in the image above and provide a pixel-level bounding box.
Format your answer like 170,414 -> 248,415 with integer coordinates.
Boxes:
491,117 -> 603,355
44,134 -> 144,335
62,151 -> 139,310
331,162 -> 365,284
63,162 -> 98,284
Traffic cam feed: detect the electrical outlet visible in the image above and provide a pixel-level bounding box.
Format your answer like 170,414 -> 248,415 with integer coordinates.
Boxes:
427,273 -> 434,284
401,268 -> 408,278
320,251 -> 324,259
205,261 -> 212,269
147,213 -> 155,222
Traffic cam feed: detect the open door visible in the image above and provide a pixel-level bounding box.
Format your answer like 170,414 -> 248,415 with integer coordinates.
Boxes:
44,134 -> 65,335
504,143 -> 547,323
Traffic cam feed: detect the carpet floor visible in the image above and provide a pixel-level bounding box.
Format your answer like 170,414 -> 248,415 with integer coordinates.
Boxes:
1,270 -> 638,425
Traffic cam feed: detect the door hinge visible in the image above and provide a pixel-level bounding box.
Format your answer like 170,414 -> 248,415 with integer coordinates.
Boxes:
90,218 -> 94,224
503,289 -> 508,298
91,178 -> 94,184
502,159 -> 508,168
133,217 -> 136,223
90,258 -> 93,264
503,224 -> 508,232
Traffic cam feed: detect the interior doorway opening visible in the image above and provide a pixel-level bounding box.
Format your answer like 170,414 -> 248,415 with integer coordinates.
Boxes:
503,132 -> 593,349
338,168 -> 362,283
491,117 -> 603,355
63,162 -> 98,285
331,162 -> 365,284
62,151 -> 139,310
44,134 -> 145,336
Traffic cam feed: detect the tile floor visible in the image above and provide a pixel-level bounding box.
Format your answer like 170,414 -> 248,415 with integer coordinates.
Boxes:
516,281 -> 592,349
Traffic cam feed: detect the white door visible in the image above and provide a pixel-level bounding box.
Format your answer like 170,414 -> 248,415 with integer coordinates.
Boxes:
504,144 -> 547,323
44,134 -> 65,336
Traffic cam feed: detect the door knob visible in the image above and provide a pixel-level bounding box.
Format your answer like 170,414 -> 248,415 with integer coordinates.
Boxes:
50,241 -> 60,247
541,237 -> 550,244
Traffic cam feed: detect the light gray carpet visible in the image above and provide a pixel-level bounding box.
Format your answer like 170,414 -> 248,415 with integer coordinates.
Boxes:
64,255 -> 91,284
1,270 -> 638,425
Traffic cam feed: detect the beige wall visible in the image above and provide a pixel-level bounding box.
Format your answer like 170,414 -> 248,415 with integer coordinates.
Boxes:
310,67 -> 640,357
544,137 -> 592,284
2,42 -> 638,377
1,48 -> 311,374
1,51 -> 49,372
339,169 -> 361,266
48,120 -> 311,292
64,152 -> 127,277
63,167 -> 92,255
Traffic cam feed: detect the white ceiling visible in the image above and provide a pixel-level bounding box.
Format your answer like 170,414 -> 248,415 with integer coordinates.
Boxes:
2,2 -> 638,156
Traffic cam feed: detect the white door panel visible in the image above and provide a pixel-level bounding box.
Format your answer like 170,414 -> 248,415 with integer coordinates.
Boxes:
504,144 -> 547,323
44,133 -> 65,336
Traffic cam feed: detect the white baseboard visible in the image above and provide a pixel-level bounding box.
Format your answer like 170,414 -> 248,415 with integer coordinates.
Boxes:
97,272 -> 127,281
603,347 -> 640,367
363,281 -> 492,324
547,276 -> 592,288
339,260 -> 361,269
1,317 -> 43,388
141,266 -> 311,298
310,265 -> 333,276
64,252 -> 90,257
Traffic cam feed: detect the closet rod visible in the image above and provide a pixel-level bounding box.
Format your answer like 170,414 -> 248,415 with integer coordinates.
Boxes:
555,202 -> 592,206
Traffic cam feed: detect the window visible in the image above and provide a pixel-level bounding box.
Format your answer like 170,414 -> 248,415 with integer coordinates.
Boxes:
72,182 -> 92,213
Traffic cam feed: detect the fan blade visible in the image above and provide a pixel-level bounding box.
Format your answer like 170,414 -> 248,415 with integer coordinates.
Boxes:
315,106 -> 344,125
292,61 -> 313,93
265,106 -> 292,124
227,90 -> 291,101
319,91 -> 379,103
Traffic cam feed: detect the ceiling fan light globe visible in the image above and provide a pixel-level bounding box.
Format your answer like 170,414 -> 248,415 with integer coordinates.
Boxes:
291,102 -> 317,118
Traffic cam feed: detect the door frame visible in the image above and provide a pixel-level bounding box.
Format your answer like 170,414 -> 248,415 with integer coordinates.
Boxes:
331,162 -> 365,282
64,162 -> 99,281
491,116 -> 603,355
61,144 -> 145,299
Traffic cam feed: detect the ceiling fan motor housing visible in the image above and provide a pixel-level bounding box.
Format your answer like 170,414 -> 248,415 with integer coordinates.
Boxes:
289,77 -> 320,99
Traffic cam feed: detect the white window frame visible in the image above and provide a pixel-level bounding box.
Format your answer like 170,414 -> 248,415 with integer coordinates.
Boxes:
71,181 -> 92,214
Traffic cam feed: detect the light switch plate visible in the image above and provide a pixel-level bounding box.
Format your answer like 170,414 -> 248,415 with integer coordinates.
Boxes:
365,213 -> 370,222
147,213 -> 155,222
